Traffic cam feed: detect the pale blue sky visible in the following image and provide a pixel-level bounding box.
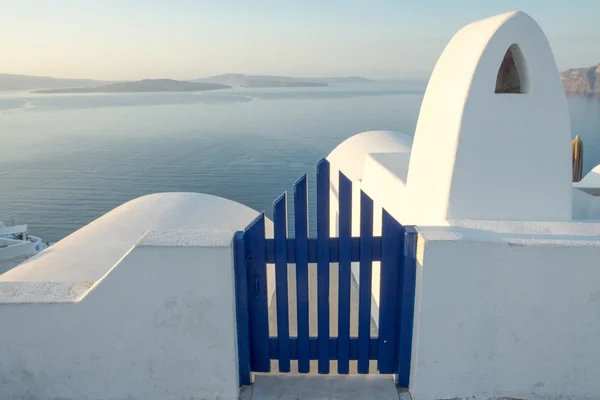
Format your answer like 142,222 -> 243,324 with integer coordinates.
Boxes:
2,0 -> 599,80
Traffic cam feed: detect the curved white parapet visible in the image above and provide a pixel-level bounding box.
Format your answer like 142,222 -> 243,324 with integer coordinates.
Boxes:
408,11 -> 572,223
327,130 -> 413,182
327,130 -> 413,236
1,192 -> 259,285
0,192 -> 262,400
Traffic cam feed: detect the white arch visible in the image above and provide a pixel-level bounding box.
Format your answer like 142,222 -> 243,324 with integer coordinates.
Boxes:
407,11 -> 572,224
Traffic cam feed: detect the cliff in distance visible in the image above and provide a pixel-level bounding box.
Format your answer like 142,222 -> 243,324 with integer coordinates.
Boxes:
561,63 -> 600,94
33,79 -> 230,94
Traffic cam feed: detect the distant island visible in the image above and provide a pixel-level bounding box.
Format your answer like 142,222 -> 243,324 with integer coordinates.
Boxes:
196,73 -> 371,88
0,73 -> 373,92
32,79 -> 231,94
0,73 -> 111,91
561,63 -> 600,94
242,79 -> 328,88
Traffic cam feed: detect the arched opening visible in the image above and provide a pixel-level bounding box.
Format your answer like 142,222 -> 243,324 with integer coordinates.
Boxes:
495,44 -> 529,94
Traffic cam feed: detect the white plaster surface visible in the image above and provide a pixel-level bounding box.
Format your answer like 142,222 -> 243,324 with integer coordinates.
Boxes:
327,131 -> 413,330
408,11 -> 572,223
327,14 -> 573,228
0,235 -> 241,400
138,228 -> 234,247
327,130 -> 413,183
0,192 -> 261,303
1,192 -> 259,283
0,193 -> 264,399
409,228 -> 600,400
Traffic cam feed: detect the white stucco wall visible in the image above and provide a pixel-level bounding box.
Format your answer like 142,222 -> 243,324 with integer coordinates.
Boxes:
328,13 -> 574,230
408,11 -> 572,224
409,223 -> 600,400
0,192 -> 263,400
327,130 -> 413,325
0,230 -> 240,400
575,164 -> 600,196
1,192 -> 260,284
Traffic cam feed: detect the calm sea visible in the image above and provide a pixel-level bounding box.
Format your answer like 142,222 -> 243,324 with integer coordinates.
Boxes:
1,82 -> 599,242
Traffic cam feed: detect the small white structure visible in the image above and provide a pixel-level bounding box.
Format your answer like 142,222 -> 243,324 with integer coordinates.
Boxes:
409,11 -> 572,224
0,222 -> 48,273
575,164 -> 600,196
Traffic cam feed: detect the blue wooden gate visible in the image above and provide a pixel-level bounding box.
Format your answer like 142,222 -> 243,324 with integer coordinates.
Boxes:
233,159 -> 417,387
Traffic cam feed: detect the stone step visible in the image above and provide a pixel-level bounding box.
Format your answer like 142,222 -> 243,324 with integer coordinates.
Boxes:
248,374 -> 404,400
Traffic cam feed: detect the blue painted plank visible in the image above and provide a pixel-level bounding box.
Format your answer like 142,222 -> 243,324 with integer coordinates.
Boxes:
294,175 -> 310,374
265,237 -> 383,263
377,210 -> 404,374
337,172 -> 352,374
274,193 -> 290,373
233,231 -> 251,386
243,213 -> 271,372
316,158 -> 330,374
358,190 -> 374,374
269,337 -> 379,360
396,226 -> 418,387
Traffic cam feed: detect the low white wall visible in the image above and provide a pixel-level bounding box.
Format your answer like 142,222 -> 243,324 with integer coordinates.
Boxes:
1,192 -> 260,283
410,225 -> 600,400
0,192 -> 264,400
0,229 -> 240,400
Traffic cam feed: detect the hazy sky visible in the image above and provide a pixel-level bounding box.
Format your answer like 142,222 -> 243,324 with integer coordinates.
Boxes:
2,0 -> 600,80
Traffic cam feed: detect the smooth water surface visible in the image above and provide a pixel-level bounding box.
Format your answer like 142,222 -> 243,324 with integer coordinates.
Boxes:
1,83 -> 599,241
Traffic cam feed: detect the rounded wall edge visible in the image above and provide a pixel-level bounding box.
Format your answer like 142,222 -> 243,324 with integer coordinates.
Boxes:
326,130 -> 413,182
1,192 -> 261,283
405,12 -> 511,225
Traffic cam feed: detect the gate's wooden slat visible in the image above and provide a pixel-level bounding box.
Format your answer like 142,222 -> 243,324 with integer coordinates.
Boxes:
396,227 -> 418,387
233,231 -> 251,386
377,210 -> 404,374
316,158 -> 331,374
357,190 -> 374,374
266,237 -> 383,263
244,213 -> 271,372
337,171 -> 352,374
274,193 -> 291,373
294,175 -> 310,374
269,337 -> 379,360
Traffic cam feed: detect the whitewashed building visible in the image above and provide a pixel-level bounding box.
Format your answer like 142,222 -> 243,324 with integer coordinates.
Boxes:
2,10 -> 600,400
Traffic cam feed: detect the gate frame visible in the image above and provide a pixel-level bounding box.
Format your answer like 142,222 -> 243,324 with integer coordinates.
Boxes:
232,159 -> 418,387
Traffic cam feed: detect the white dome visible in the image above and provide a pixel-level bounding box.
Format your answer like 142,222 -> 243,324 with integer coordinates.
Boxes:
326,130 -> 412,181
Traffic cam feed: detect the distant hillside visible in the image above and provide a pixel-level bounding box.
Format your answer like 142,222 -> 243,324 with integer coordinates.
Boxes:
33,79 -> 231,94
196,74 -> 371,87
242,79 -> 328,88
561,64 -> 600,94
0,73 -> 111,90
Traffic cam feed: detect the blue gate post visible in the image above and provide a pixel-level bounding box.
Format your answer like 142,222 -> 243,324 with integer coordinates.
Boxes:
377,210 -> 404,374
395,226 -> 418,387
233,231 -> 251,386
244,213 -> 271,373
